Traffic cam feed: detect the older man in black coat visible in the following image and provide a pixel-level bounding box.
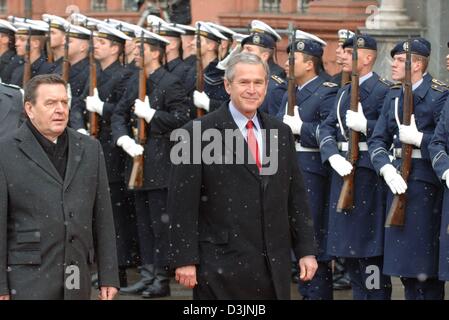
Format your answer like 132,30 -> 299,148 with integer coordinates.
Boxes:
0,74 -> 119,300
169,53 -> 317,300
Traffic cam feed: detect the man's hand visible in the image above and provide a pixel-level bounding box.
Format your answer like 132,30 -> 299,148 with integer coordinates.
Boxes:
399,114 -> 423,147
86,88 -> 104,116
193,90 -> 210,112
77,128 -> 89,136
442,169 -> 449,189
134,96 -> 156,123
117,135 -> 144,158
0,295 -> 10,300
98,286 -> 118,300
283,105 -> 303,135
346,102 -> 367,134
328,154 -> 353,177
175,265 -> 197,289
380,164 -> 407,194
298,255 -> 318,282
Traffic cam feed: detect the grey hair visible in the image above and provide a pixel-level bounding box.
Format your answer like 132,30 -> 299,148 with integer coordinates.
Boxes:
224,52 -> 270,82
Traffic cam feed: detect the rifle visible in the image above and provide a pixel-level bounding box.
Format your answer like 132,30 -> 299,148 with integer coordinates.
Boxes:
196,23 -> 205,118
287,23 -> 296,116
46,24 -> 54,63
22,28 -> 32,86
128,34 -> 147,190
336,34 -> 360,212
385,39 -> 413,227
62,30 -> 70,82
88,28 -> 99,138
341,71 -> 350,87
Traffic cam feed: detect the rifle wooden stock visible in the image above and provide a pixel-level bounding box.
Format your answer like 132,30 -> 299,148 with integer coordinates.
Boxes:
46,38 -> 54,64
341,71 -> 350,87
22,33 -> 32,86
386,40 -> 414,227
336,36 -> 360,212
128,39 -> 148,190
196,25 -> 205,118
287,24 -> 296,116
62,33 -> 70,83
88,32 -> 99,138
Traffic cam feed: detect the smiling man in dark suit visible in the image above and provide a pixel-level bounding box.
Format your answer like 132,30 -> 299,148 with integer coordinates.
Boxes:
0,74 -> 119,300
169,52 -> 317,300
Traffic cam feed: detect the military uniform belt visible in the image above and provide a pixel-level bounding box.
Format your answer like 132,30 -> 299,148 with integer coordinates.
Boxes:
295,142 -> 320,152
393,148 -> 422,159
338,142 -> 368,152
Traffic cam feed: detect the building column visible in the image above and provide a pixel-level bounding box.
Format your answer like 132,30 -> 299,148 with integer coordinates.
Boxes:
360,0 -> 422,80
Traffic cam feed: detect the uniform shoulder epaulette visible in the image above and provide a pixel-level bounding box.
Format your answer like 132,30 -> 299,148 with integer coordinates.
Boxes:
379,78 -> 394,86
322,81 -> 338,88
432,78 -> 449,88
391,82 -> 402,89
431,84 -> 448,93
271,75 -> 285,84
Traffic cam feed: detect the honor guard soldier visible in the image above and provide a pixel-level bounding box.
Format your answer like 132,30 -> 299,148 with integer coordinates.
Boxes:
9,19 -> 54,87
111,27 -> 190,298
368,39 -> 449,300
171,23 -> 196,66
42,14 -> 68,73
249,19 -> 285,79
105,19 -> 140,69
0,82 -> 24,137
190,21 -> 229,115
64,24 -> 91,123
0,19 -> 20,84
240,32 -> 287,116
319,34 -> 393,300
280,37 -> 338,299
70,21 -> 136,288
147,15 -> 190,87
331,29 -> 355,87
429,93 -> 449,285
208,22 -> 236,61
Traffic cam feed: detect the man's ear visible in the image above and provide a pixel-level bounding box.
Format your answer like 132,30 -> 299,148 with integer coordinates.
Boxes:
24,101 -> 34,120
260,51 -> 270,62
224,78 -> 232,95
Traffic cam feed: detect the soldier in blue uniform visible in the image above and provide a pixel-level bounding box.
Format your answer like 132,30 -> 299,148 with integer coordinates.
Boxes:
189,22 -> 229,115
319,34 -> 393,300
279,37 -> 338,299
368,39 -> 449,300
240,32 -> 287,116
9,20 -> 54,87
111,27 -> 190,298
429,97 -> 449,285
250,19 -> 286,79
69,22 -> 135,289
42,14 -> 67,73
0,19 -> 20,84
330,29 -> 354,87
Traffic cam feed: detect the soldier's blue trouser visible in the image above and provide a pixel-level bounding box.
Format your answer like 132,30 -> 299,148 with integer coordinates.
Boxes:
345,256 -> 392,300
401,277 -> 445,300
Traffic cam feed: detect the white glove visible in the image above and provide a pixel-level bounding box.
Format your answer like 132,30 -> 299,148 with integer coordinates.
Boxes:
399,114 -> 423,147
283,105 -> 303,135
85,88 -> 104,116
328,154 -> 353,177
442,169 -> 449,189
117,135 -> 144,158
77,128 -> 89,136
346,102 -> 367,134
67,83 -> 72,109
380,164 -> 407,194
134,96 -> 156,123
193,90 -> 210,112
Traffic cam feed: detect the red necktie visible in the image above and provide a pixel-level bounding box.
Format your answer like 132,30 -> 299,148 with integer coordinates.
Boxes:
246,120 -> 261,171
